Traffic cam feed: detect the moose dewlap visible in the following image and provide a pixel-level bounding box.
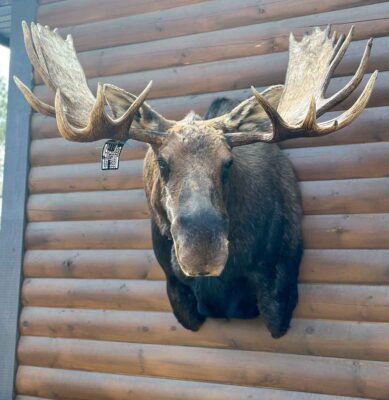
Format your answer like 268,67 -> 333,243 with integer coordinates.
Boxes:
15,22 -> 376,338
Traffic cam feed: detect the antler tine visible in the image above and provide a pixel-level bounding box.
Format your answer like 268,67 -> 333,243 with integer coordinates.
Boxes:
13,76 -> 55,117
249,88 -> 331,141
250,86 -> 285,135
55,88 -> 90,142
316,27 -> 353,104
317,70 -> 377,134
15,22 -> 168,145
123,81 -> 153,122
248,70 -> 377,142
15,21 -> 56,117
328,26 -> 354,74
22,21 -> 49,87
30,23 -> 52,88
219,26 -> 377,147
331,32 -> 345,59
318,36 -> 373,116
302,97 -> 318,131
248,87 -> 315,142
257,26 -> 375,144
55,81 -> 154,142
103,82 -> 176,135
250,87 -> 330,141
242,70 -> 375,144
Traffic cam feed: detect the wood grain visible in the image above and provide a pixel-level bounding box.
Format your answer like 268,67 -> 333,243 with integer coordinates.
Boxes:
144,71 -> 389,118
28,159 -> 144,194
53,2 -> 389,53
28,142 -> 389,194
30,105 -> 389,145
279,106 -> 389,149
24,214 -> 389,250
287,142 -> 389,182
16,396 -> 52,400
17,337 -> 389,398
302,214 -> 389,249
27,189 -> 150,221
299,249 -> 389,284
25,219 -> 152,250
22,249 -> 389,285
19,307 -> 389,361
301,178 -> 389,215
38,0 -> 206,27
26,178 -> 389,222
31,71 -> 389,134
23,249 -> 163,280
21,279 -> 389,322
34,11 -> 389,84
16,366 -> 361,400
33,57 -> 389,105
22,279 -> 171,312
29,138 -> 147,166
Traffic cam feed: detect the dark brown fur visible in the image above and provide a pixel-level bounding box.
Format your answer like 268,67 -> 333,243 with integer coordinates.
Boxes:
142,99 -> 303,338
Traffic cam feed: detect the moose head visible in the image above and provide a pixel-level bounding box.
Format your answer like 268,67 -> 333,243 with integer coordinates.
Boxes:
15,23 -> 376,279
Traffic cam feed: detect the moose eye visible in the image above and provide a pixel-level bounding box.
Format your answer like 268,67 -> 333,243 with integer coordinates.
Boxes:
157,158 -> 170,180
224,159 -> 233,170
222,158 -> 233,183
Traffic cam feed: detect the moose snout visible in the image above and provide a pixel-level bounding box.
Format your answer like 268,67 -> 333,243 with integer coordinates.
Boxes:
172,210 -> 229,277
176,210 -> 228,234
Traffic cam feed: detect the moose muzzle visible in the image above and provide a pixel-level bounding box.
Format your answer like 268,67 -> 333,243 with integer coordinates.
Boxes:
171,210 -> 229,277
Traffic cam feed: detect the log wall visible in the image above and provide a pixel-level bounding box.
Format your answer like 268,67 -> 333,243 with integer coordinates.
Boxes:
16,1 -> 389,399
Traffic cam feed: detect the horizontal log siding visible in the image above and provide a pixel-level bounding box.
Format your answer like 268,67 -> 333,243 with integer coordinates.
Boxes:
23,249 -> 389,284
17,1 -> 389,399
39,2 -> 389,53
24,214 -> 389,250
30,105 -> 389,144
26,178 -> 389,221
21,279 -> 389,322
34,4 -> 389,83
19,308 -> 389,361
32,64 -> 389,104
16,366 -> 368,400
28,143 -> 389,193
30,73 -> 389,136
38,0 -> 208,28
17,337 -> 389,399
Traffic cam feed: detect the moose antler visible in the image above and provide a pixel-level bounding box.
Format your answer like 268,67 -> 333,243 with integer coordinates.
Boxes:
224,26 -> 377,146
15,23 -> 376,149
14,22 -> 168,144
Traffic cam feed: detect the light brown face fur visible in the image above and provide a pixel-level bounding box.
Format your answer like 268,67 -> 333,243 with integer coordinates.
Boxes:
144,118 -> 233,277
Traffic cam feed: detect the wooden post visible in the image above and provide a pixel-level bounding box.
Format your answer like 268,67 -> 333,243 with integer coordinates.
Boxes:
0,1 -> 37,399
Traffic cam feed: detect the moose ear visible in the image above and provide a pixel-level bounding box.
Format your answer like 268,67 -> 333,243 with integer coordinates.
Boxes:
208,85 -> 284,133
104,83 -> 176,132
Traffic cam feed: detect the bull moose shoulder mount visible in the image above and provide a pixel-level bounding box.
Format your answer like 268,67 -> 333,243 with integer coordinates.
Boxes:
15,22 -> 377,338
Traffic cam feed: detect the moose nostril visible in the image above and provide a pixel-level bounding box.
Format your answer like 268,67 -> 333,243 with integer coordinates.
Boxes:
197,271 -> 210,276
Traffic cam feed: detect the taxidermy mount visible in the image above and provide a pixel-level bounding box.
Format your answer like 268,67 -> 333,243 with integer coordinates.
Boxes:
15,23 -> 376,337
